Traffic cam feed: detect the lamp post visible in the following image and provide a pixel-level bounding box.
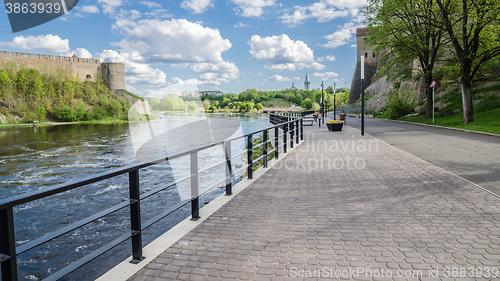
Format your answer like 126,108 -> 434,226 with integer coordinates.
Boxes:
321,81 -> 325,124
333,82 -> 336,120
361,55 -> 365,136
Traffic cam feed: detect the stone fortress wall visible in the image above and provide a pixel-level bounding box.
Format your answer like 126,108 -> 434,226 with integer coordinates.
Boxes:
0,50 -> 125,91
348,28 -> 380,105
0,50 -> 149,115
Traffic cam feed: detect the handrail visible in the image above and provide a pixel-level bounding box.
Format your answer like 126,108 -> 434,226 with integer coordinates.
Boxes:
0,114 -> 303,281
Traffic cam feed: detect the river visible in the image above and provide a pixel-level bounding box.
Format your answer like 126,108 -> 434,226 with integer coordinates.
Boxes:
0,112 -> 271,281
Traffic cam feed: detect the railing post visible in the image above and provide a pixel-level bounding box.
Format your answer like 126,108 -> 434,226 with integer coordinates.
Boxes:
300,119 -> 304,140
0,207 -> 18,281
290,121 -> 294,149
295,120 -> 299,144
283,124 -> 287,153
224,142 -> 232,196
274,126 -> 279,160
129,170 -> 144,264
247,134 -> 253,179
190,152 -> 200,221
263,130 -> 268,168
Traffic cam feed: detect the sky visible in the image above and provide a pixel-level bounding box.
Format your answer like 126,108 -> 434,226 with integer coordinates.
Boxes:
0,0 -> 367,98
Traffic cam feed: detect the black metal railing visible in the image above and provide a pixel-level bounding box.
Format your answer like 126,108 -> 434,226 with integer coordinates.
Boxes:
0,116 -> 303,281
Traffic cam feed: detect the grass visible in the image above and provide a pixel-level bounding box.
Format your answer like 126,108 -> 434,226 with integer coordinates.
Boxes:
395,108 -> 500,135
0,115 -> 130,127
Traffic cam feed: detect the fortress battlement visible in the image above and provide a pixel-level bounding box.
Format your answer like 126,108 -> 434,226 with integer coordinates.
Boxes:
0,50 -> 100,64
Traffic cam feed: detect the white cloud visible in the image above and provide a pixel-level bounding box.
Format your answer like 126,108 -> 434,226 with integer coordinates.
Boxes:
97,0 -> 122,14
79,5 -> 100,14
248,34 -> 314,64
323,22 -> 359,48
323,0 -> 367,9
266,75 -> 291,82
264,63 -> 296,71
231,0 -> 276,17
234,22 -> 251,28
181,0 -> 214,14
281,3 -> 350,26
191,61 -> 239,74
351,44 -> 357,48
294,77 -> 301,80
97,50 -> 167,86
114,19 -> 232,64
300,62 -> 326,70
312,72 -> 338,78
61,48 -> 93,58
139,1 -> 162,8
0,34 -> 70,53
326,55 -> 336,61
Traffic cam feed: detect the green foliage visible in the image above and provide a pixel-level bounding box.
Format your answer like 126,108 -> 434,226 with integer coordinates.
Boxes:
37,106 -> 46,120
0,64 -> 128,122
385,89 -> 416,119
118,89 -> 144,101
475,94 -> 500,113
312,102 -> 320,111
301,98 -> 313,109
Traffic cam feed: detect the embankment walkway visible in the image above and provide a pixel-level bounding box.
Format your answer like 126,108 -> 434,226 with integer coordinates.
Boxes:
125,122 -> 500,281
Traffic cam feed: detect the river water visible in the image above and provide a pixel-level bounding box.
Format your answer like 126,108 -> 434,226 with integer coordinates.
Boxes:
0,112 -> 271,281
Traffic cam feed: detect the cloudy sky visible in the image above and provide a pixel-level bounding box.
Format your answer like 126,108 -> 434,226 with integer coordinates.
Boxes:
0,0 -> 366,97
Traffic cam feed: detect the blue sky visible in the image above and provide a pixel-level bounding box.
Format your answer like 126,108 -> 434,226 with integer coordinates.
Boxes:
0,0 -> 366,97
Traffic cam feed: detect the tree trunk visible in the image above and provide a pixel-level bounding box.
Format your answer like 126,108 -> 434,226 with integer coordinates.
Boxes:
458,77 -> 474,123
425,75 -> 433,118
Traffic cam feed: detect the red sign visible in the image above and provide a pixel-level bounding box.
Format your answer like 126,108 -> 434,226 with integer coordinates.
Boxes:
430,80 -> 439,88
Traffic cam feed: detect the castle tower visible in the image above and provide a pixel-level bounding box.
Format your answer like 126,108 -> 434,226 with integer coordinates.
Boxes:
99,62 -> 125,92
304,73 -> 310,91
348,28 -> 379,104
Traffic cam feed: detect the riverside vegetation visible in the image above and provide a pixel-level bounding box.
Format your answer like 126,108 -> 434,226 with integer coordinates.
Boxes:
0,62 -> 131,124
147,87 -> 350,113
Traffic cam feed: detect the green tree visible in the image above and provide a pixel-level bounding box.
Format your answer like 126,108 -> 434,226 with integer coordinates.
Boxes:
365,0 -> 447,118
434,0 -> 500,123
202,98 -> 211,110
150,98 -> 161,111
301,98 -> 313,109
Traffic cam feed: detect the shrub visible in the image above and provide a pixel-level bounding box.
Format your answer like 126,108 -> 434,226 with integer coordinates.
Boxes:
385,89 -> 416,119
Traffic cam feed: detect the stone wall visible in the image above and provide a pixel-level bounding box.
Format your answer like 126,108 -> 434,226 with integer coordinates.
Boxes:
0,50 -> 101,83
348,28 -> 380,104
0,50 -> 126,94
115,90 -> 150,115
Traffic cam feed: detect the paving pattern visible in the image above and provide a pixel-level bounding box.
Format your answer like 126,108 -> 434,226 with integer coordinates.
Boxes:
129,124 -> 500,281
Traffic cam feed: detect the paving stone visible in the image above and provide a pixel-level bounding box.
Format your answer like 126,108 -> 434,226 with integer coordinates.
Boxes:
128,125 -> 500,281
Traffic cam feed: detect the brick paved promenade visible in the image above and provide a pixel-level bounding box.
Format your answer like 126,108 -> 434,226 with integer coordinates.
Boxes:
129,124 -> 500,281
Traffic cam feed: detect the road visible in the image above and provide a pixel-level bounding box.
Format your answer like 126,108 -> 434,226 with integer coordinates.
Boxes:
341,115 -> 500,196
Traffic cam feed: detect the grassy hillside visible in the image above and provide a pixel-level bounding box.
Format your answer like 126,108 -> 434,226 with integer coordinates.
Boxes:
378,81 -> 500,134
0,62 -> 131,124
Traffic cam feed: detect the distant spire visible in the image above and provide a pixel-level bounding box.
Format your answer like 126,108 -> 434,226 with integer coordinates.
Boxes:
304,73 -> 311,90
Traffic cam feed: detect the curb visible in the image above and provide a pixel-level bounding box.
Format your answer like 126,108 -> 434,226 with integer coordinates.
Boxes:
96,139 -> 305,281
374,117 -> 500,138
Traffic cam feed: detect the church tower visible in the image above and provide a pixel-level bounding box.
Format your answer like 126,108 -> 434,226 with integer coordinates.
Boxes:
304,73 -> 311,91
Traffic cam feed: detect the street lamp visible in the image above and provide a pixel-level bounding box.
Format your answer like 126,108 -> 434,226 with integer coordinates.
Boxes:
321,81 -> 325,124
333,82 -> 336,120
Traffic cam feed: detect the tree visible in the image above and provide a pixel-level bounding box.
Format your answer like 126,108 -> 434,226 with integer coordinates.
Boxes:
202,98 -> 211,110
434,0 -> 500,123
365,0 -> 447,118
255,103 -> 264,110
301,98 -> 313,109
